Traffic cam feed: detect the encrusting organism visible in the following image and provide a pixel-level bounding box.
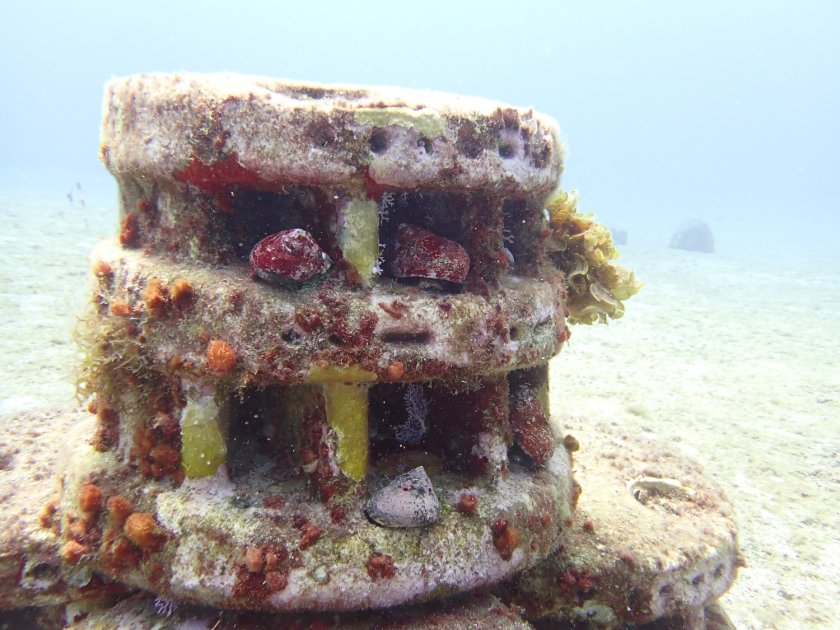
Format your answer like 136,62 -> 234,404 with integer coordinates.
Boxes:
395,383 -> 428,445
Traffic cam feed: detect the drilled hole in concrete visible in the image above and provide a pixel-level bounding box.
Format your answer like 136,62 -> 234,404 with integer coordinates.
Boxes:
498,142 -> 515,159
381,330 -> 432,345
497,128 -> 523,160
509,326 -> 525,341
417,137 -> 433,154
369,130 -> 390,154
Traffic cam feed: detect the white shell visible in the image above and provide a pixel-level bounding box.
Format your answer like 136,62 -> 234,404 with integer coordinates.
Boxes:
365,466 -> 441,528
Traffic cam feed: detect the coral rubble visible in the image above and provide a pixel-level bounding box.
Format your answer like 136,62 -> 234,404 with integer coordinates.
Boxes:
0,74 -> 738,628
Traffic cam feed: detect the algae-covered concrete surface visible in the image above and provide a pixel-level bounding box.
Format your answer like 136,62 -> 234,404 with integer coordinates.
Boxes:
1,189 -> 838,628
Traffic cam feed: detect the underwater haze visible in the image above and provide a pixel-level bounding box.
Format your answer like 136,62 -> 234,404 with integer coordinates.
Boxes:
1,2 -> 839,629
2,0 -> 839,252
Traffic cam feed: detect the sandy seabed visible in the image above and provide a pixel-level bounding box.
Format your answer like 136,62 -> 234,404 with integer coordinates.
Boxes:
1,189 -> 837,629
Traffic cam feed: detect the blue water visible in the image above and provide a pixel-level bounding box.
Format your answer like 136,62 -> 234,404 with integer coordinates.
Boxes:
1,0 -> 838,254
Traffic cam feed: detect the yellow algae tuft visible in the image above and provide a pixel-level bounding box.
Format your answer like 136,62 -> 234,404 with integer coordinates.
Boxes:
545,188 -> 642,324
323,383 -> 369,481
180,395 -> 228,478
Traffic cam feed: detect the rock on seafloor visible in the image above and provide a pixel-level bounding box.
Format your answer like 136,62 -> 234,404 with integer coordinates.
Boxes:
669,219 -> 715,253
365,466 -> 442,528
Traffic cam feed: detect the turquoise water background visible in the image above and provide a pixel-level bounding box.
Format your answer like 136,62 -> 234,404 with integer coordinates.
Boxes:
1,0 -> 838,253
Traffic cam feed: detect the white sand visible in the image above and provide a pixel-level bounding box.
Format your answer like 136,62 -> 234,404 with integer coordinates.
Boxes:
1,189 -> 837,628
0,191 -> 111,412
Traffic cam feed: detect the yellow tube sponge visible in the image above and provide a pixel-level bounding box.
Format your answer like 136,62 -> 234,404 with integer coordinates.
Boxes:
339,197 -> 379,282
545,189 -> 642,324
323,383 -> 369,481
180,395 -> 228,478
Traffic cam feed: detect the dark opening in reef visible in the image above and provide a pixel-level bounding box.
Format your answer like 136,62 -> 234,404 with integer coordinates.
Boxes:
226,386 -> 298,483
369,129 -> 390,154
376,190 -> 467,254
212,185 -> 546,290
369,382 -> 431,455
502,197 -> 543,276
417,136 -> 434,154
498,141 -> 516,159
226,187 -> 338,263
203,369 -> 544,495
370,376 -> 513,478
377,190 -> 482,289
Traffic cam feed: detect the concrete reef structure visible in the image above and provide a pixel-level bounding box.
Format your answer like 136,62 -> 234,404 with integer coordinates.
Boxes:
72,72 -> 578,611
0,74 -> 736,628
502,422 -> 742,627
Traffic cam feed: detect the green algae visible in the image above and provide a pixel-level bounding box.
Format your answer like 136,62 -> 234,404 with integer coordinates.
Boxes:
545,189 -> 642,324
355,107 -> 446,138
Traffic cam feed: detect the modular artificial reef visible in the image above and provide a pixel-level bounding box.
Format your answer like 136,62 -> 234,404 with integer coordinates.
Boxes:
0,74 -> 739,630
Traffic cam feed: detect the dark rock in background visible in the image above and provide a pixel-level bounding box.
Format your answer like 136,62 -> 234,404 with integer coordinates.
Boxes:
670,220 -> 715,253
